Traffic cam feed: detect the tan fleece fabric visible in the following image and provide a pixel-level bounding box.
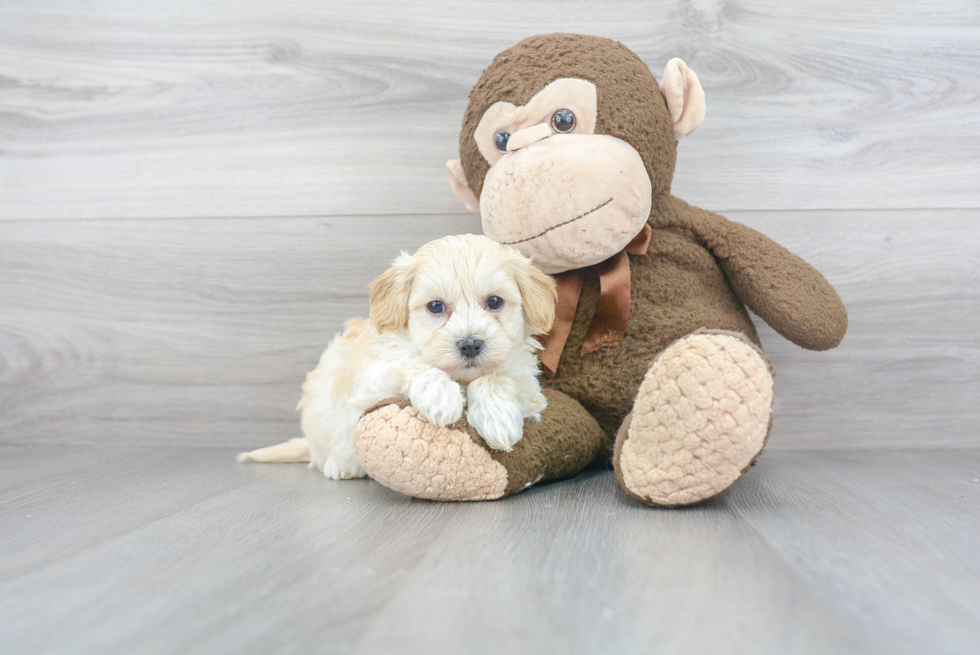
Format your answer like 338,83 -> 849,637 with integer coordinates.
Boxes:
474,77 -> 598,164
352,389 -> 610,501
613,330 -> 773,506
480,133 -> 652,274
354,403 -> 509,501
659,58 -> 706,139
504,122 -> 552,151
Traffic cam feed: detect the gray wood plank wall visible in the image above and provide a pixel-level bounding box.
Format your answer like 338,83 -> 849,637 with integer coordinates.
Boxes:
1,1 -> 978,448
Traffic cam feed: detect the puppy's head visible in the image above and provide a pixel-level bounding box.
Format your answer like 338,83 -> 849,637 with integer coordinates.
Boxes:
369,234 -> 557,381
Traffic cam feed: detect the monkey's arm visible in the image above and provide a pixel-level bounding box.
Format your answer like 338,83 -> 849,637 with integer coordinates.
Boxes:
657,196 -> 847,351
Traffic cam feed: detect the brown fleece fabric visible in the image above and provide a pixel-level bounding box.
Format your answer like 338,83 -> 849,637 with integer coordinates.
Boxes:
460,34 -> 846,440
358,389 -> 610,499
543,193 -> 847,436
461,33 -> 677,202
653,196 -> 848,350
357,33 -> 847,504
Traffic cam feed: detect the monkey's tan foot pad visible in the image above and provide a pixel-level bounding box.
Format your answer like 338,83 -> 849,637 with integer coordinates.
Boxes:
353,390 -> 609,502
614,330 -> 774,507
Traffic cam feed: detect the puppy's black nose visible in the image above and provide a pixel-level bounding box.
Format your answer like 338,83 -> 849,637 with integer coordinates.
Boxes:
458,337 -> 484,360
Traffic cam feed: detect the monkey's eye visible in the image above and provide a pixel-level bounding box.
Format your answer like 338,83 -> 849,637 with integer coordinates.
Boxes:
494,131 -> 511,152
551,108 -> 576,133
486,296 -> 503,310
427,300 -> 445,314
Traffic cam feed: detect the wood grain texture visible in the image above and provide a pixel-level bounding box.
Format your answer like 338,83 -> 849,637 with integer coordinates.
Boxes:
354,470 -> 884,655
0,214 -> 479,446
1,1 -> 978,219
1,446 -> 978,654
731,449 -> 980,655
1,4 -> 976,653
0,446 -> 461,654
1,210 -> 976,449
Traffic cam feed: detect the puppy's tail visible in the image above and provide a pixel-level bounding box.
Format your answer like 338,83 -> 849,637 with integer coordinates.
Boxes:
237,438 -> 310,464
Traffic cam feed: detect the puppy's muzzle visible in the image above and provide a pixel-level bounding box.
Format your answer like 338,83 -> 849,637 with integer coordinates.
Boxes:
457,337 -> 484,361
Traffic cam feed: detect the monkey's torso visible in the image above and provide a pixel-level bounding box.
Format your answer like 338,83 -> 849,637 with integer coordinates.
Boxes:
543,199 -> 760,436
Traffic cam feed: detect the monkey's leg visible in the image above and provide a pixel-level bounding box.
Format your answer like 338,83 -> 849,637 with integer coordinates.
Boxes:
353,389 -> 610,501
613,329 -> 774,507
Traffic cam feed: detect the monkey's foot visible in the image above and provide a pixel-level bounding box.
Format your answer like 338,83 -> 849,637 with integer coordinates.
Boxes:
614,330 -> 774,507
353,390 -> 609,501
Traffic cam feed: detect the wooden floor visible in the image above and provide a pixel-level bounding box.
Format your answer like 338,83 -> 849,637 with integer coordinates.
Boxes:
2,1 -> 978,450
0,446 -> 977,654
2,2 -> 979,653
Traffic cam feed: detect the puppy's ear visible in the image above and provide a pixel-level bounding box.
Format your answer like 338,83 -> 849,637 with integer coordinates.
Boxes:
369,253 -> 415,333
514,259 -> 558,336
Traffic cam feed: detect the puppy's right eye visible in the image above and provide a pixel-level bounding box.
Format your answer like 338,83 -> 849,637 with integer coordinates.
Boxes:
426,301 -> 445,314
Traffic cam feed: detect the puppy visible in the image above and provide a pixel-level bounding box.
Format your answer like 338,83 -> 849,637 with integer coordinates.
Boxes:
239,234 -> 557,479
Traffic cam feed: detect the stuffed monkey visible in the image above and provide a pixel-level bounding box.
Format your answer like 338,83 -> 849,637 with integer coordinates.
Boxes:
352,34 -> 847,506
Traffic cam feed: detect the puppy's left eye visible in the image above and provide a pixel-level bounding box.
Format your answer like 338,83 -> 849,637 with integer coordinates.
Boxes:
427,300 -> 445,314
486,296 -> 503,310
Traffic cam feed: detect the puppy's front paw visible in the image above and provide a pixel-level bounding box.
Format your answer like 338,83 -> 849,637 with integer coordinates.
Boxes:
409,370 -> 465,427
467,394 -> 525,452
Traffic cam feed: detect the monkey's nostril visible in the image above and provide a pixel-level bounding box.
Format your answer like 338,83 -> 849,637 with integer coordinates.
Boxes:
458,337 -> 484,359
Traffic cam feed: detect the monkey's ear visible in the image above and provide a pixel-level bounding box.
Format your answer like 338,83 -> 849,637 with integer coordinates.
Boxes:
446,159 -> 480,215
659,58 -> 706,140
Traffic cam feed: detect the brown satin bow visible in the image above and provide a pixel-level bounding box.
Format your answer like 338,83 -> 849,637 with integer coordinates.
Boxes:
538,223 -> 653,373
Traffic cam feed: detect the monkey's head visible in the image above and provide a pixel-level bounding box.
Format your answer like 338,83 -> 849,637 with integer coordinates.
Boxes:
447,34 -> 705,274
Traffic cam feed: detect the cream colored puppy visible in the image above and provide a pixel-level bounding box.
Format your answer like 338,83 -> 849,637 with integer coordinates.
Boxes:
239,234 -> 557,479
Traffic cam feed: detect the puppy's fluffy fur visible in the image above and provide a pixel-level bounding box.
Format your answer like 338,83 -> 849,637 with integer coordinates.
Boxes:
239,234 -> 557,479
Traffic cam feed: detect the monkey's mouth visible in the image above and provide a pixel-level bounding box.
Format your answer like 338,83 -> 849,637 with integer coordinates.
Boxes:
500,198 -> 614,245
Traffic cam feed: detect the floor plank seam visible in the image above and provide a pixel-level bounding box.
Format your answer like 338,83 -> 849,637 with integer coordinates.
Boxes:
2,206 -> 980,222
